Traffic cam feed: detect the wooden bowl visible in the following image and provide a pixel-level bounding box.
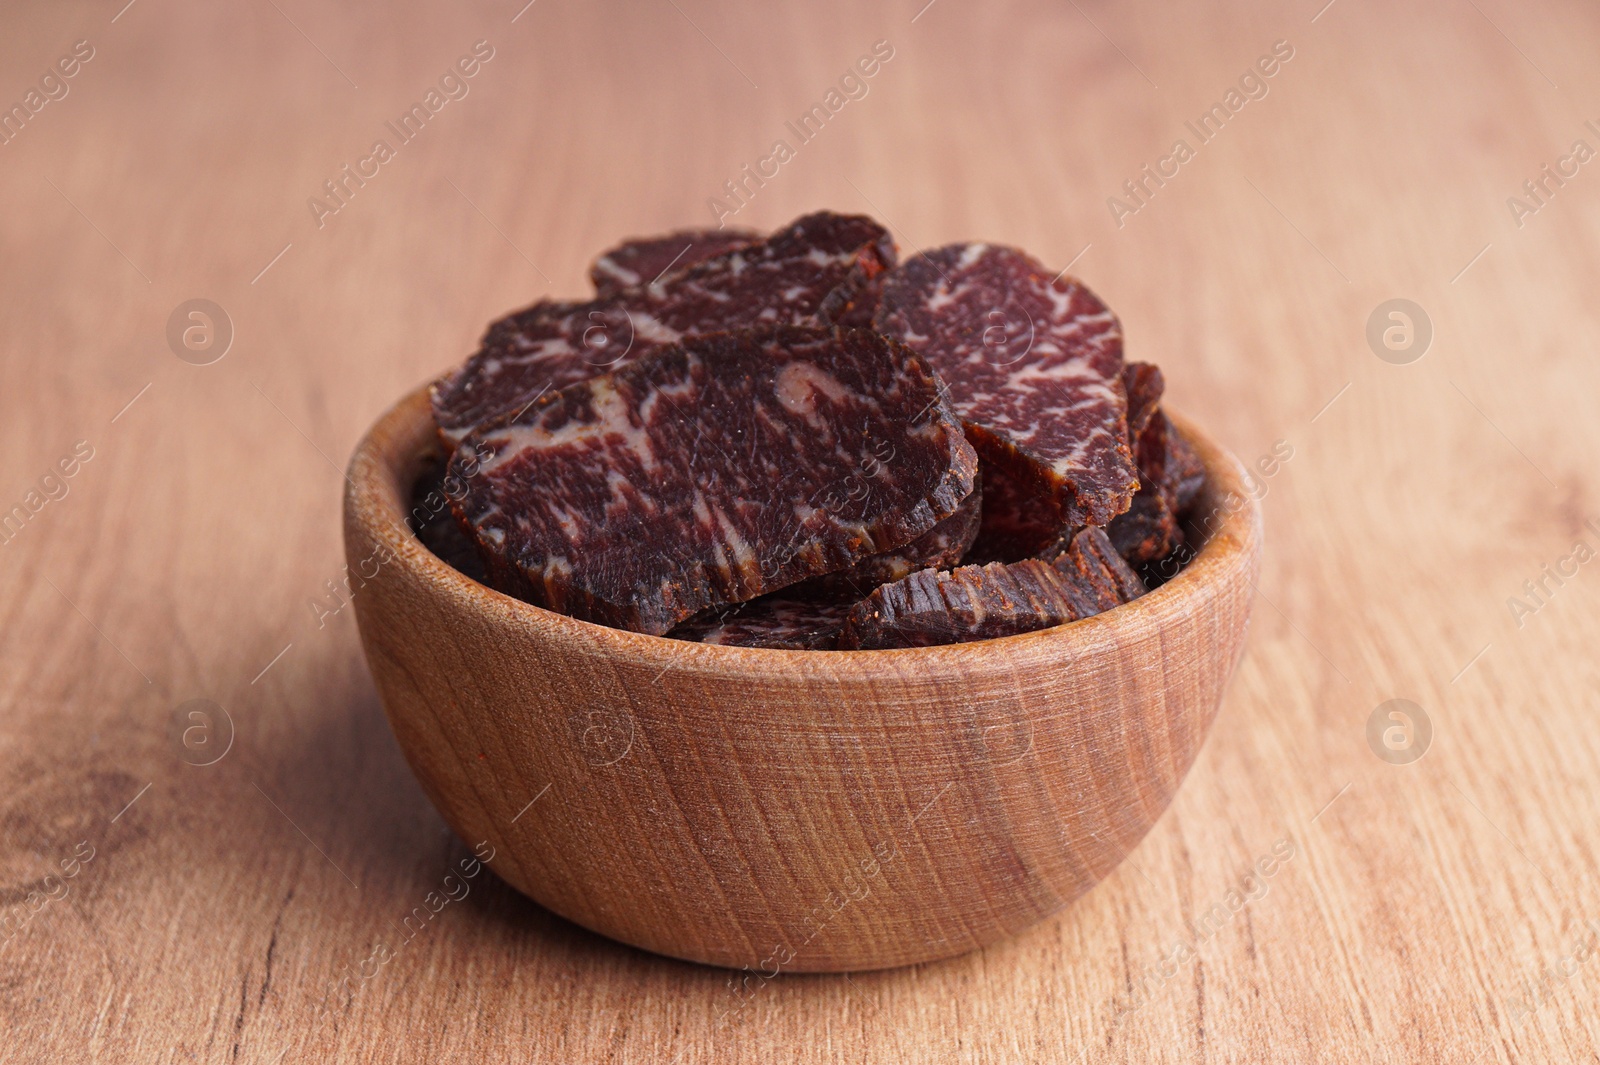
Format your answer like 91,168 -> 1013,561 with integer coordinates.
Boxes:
344,385 -> 1262,972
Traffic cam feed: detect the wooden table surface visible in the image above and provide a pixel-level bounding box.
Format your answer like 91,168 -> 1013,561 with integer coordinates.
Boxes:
4,0 -> 1599,1061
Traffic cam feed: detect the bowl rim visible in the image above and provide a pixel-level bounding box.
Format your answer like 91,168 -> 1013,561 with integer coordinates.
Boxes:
345,383 -> 1263,674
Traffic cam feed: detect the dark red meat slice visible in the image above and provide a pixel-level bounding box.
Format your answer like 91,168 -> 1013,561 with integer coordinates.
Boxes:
1121,362 -> 1165,476
668,595 -> 850,650
874,243 -> 1136,553
1044,526 -> 1147,606
1127,420 -> 1208,590
838,527 -> 1143,650
832,273 -> 882,329
792,472 -> 982,600
1170,428 -> 1206,515
1108,362 -> 1184,565
432,211 -> 895,446
408,455 -> 488,583
837,560 -> 1067,650
450,327 -> 977,635
589,227 -> 761,297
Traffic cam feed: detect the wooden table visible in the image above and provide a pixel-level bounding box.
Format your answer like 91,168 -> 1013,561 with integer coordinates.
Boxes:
3,0 -> 1598,1060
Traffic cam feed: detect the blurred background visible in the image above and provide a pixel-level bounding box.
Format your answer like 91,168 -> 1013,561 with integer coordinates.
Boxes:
3,0 -> 1599,1061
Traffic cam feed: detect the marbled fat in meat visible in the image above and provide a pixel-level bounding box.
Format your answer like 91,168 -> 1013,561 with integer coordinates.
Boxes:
875,243 -> 1137,552
589,227 -> 761,297
450,326 -> 977,635
432,211 -> 895,446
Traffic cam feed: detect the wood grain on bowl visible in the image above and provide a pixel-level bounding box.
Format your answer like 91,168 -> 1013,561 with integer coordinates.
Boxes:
343,386 -> 1261,972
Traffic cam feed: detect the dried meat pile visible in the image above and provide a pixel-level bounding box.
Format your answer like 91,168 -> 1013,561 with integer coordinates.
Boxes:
416,211 -> 1208,650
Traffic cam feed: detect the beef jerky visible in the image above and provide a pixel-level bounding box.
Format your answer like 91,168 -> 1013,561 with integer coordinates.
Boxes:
408,453 -> 488,583
1043,526 -> 1147,606
1129,430 -> 1208,592
875,243 -> 1136,556
1106,494 -> 1175,568
837,561 -> 1067,650
791,471 -> 982,600
432,211 -> 896,446
832,273 -> 882,329
1123,362 -> 1165,471
589,227 -> 761,297
840,527 -> 1144,650
1108,362 -> 1183,565
668,595 -> 850,650
1169,428 -> 1206,515
451,326 -> 977,635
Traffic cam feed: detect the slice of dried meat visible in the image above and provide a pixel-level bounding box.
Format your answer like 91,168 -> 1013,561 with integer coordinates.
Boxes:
1128,426 -> 1208,591
791,472 -> 982,601
432,211 -> 895,446
1108,362 -> 1183,565
589,227 -> 761,297
837,561 -> 1068,650
1169,428 -> 1206,515
1044,526 -> 1147,606
408,454 -> 488,583
839,527 -> 1144,650
668,595 -> 850,650
832,273 -> 882,329
450,326 -> 977,635
1123,362 -> 1165,472
875,243 -> 1136,555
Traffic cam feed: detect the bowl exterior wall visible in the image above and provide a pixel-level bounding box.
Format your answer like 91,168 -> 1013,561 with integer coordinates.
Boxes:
345,389 -> 1260,972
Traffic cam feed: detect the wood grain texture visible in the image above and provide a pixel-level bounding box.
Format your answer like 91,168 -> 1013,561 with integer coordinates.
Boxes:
344,390 -> 1259,973
2,0 -> 1599,1060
